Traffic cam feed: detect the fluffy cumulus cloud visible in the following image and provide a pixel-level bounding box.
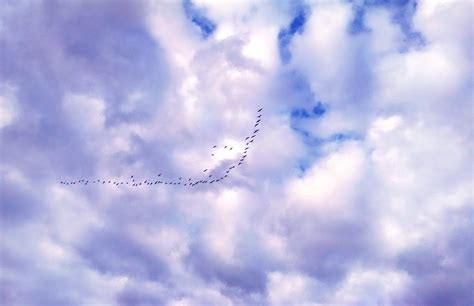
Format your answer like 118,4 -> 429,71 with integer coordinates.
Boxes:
1,0 -> 472,305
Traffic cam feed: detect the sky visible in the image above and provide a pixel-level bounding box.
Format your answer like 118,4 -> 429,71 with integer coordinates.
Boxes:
0,0 -> 473,305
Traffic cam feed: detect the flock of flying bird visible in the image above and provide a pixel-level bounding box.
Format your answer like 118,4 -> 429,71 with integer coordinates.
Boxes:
60,108 -> 263,188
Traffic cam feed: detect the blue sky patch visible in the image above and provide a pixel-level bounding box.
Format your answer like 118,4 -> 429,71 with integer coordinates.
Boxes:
290,102 -> 326,121
291,124 -> 363,149
183,0 -> 216,39
278,5 -> 310,64
312,102 -> 326,117
348,0 -> 425,48
291,108 -> 311,119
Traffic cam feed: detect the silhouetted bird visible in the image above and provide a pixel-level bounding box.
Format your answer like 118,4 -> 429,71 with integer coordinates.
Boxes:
61,105 -> 266,190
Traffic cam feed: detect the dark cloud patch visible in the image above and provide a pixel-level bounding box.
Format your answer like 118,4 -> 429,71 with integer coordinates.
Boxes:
51,0 -> 169,125
185,241 -> 267,295
287,215 -> 374,284
126,133 -> 182,178
0,0 -> 170,184
0,178 -> 43,226
404,270 -> 473,306
398,220 -> 474,305
77,227 -> 169,281
0,122 -> 98,182
117,284 -> 165,306
0,0 -> 169,128
272,70 -> 316,110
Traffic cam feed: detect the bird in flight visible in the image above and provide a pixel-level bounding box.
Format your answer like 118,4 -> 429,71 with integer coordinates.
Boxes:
60,108 -> 264,189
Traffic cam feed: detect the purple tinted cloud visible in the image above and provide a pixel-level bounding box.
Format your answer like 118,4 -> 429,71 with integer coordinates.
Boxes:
1,0 -> 473,305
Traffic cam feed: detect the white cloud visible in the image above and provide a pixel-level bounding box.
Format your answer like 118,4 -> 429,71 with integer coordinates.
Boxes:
365,8 -> 404,56
62,94 -> 105,131
285,142 -> 366,217
368,115 -> 472,257
291,2 -> 354,105
1,0 -> 472,305
267,271 -> 322,305
0,84 -> 18,129
414,0 -> 473,48
146,1 -> 201,68
330,267 -> 413,305
194,0 -> 287,70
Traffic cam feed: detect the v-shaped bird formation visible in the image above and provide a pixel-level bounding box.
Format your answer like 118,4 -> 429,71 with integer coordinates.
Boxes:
60,108 -> 264,188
